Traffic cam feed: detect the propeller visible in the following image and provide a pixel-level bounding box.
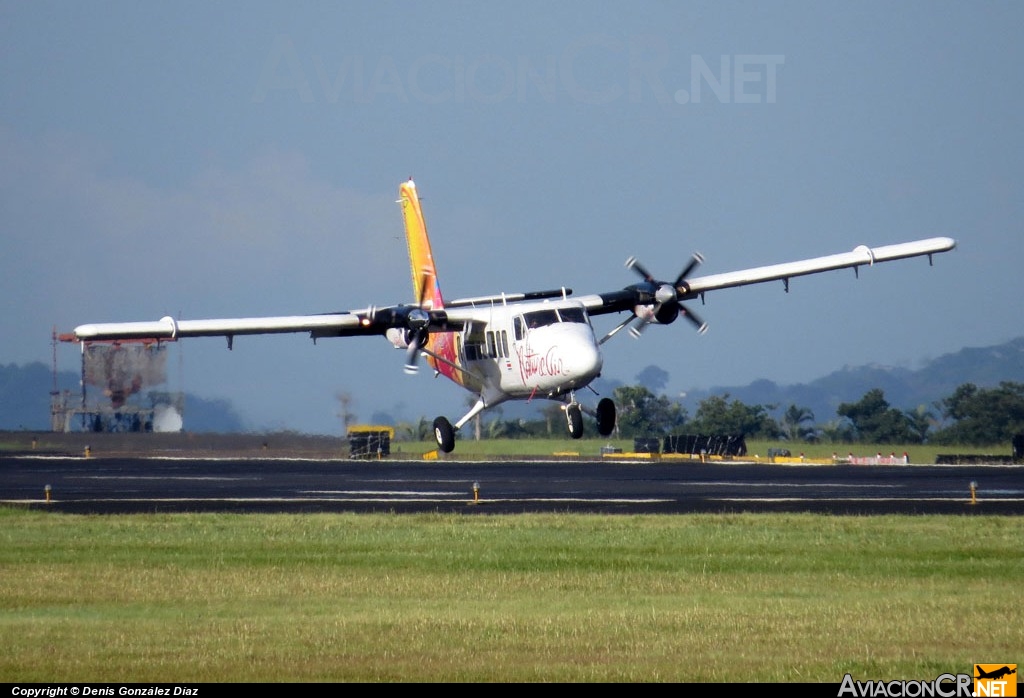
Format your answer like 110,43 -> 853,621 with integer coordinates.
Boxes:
402,270 -> 436,374
624,252 -> 709,337
403,308 -> 430,374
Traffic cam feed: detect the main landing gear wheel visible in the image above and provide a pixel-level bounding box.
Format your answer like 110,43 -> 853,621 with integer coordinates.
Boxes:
566,404 -> 584,440
433,416 -> 455,453
596,397 -> 616,437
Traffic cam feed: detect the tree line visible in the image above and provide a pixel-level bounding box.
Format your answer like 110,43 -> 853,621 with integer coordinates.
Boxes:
390,381 -> 1024,446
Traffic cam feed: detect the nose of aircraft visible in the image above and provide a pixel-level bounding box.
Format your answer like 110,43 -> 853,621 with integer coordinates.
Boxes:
517,323 -> 604,393
562,328 -> 603,385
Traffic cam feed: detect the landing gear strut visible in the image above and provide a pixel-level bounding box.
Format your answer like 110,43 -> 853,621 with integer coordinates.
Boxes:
566,403 -> 583,439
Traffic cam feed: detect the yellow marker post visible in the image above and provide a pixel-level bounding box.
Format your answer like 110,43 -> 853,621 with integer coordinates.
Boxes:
969,481 -> 977,505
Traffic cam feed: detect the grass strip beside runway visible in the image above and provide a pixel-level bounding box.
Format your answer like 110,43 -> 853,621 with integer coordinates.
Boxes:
1,508 -> 1020,682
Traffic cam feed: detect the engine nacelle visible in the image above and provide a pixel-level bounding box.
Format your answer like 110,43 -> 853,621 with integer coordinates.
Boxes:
655,303 -> 679,325
385,327 -> 410,349
633,303 -> 679,325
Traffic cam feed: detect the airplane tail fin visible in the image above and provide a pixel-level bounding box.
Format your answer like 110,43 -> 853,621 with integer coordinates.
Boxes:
398,179 -> 445,310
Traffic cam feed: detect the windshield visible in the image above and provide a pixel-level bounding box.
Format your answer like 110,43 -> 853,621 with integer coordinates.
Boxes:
522,307 -> 587,330
524,309 -> 559,329
557,307 -> 586,324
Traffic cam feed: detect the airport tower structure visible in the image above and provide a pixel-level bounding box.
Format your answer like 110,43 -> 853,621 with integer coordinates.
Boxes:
52,329 -> 184,433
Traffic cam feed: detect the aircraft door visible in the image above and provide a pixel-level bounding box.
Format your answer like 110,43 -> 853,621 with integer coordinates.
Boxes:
462,322 -> 485,361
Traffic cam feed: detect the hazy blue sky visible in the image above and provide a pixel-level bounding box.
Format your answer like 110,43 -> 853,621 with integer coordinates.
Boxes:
2,2 -> 1021,434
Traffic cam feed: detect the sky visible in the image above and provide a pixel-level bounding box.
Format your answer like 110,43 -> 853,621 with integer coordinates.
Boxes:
2,1 -> 1022,434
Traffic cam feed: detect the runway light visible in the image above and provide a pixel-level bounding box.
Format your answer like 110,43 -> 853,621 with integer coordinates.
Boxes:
969,480 -> 978,505
84,445 -> 91,458
44,484 -> 51,504
472,481 -> 480,504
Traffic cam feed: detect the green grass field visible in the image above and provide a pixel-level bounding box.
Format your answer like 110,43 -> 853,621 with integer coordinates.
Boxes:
1,508 -> 1020,682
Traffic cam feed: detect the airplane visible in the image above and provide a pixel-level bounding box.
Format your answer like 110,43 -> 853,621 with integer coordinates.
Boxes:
73,179 -> 957,453
975,666 -> 1016,681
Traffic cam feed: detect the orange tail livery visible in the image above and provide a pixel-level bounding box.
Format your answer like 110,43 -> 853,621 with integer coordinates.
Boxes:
397,179 -> 461,383
399,179 -> 445,310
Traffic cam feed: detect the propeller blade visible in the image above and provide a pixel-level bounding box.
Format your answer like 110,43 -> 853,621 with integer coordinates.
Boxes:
403,355 -> 419,374
678,302 -> 709,334
402,271 -> 435,373
404,338 -> 422,374
625,256 -> 655,283
620,251 -> 710,339
674,252 -> 704,288
628,301 -> 662,338
403,327 -> 428,374
628,317 -> 650,339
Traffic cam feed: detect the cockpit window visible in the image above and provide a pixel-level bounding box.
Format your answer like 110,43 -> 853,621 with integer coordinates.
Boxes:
522,307 -> 587,330
557,307 -> 586,324
524,309 -> 559,329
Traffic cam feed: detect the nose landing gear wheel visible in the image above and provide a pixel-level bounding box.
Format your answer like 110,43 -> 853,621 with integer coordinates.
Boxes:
433,416 -> 455,453
566,404 -> 584,439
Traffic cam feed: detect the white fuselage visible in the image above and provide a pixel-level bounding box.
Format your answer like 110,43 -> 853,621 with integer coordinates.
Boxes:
420,299 -> 604,406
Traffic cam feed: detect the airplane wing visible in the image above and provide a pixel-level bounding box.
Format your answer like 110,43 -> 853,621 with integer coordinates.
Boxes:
72,303 -> 477,345
579,236 -> 956,318
73,237 -> 955,344
73,312 -> 373,343
72,288 -> 571,344
682,237 -> 956,296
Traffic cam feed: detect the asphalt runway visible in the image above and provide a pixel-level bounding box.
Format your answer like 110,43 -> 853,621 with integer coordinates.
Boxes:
2,454 -> 1023,514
